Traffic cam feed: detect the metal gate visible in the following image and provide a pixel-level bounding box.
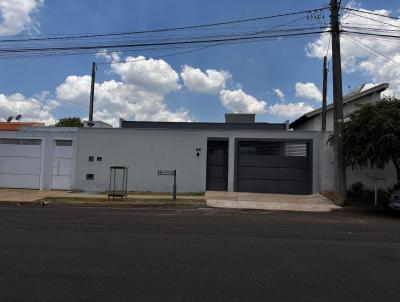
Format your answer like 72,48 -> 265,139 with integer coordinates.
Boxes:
206,140 -> 228,191
236,140 -> 311,195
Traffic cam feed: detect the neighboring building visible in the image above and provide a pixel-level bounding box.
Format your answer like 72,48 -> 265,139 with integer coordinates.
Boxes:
0,122 -> 44,131
290,83 -> 397,191
0,127 -> 78,190
289,83 -> 389,131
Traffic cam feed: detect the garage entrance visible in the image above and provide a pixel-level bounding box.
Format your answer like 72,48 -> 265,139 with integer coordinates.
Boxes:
0,138 -> 42,189
236,140 -> 311,195
206,140 -> 228,191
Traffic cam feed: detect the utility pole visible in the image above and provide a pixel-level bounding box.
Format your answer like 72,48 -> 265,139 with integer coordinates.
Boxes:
330,0 -> 347,205
322,56 -> 328,131
88,62 -> 96,126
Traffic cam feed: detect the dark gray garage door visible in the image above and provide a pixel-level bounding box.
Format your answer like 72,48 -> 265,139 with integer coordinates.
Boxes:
236,141 -> 311,195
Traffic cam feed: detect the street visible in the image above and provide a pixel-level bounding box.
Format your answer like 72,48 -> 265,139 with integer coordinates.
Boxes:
0,206 -> 399,302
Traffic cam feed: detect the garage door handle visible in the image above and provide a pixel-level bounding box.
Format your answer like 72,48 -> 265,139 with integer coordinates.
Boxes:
57,160 -> 60,176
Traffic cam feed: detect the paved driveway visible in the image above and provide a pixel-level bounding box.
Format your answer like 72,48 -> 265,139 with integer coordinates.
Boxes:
206,191 -> 339,212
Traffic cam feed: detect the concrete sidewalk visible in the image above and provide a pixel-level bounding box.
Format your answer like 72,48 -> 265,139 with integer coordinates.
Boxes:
206,191 -> 339,212
0,189 -> 338,212
0,189 -> 203,202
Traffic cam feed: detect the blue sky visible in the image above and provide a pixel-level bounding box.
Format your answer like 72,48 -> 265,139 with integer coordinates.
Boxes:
0,0 -> 399,125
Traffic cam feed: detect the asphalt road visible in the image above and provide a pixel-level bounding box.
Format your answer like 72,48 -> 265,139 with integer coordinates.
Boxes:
0,206 -> 399,302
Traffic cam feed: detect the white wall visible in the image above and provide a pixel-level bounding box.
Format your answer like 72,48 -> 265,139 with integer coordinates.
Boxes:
318,132 -> 335,192
0,128 -> 78,190
75,128 -> 322,193
296,94 -> 379,132
316,131 -> 397,192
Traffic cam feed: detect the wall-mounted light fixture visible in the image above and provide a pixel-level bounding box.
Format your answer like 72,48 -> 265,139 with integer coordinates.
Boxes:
196,147 -> 201,157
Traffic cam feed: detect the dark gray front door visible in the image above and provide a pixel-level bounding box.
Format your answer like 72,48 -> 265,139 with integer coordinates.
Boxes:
237,141 -> 311,195
206,140 -> 228,191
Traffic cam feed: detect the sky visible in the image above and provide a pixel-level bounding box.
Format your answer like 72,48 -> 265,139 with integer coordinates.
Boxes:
0,0 -> 399,126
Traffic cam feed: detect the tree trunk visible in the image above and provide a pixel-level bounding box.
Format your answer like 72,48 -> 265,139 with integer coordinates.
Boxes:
392,159 -> 400,188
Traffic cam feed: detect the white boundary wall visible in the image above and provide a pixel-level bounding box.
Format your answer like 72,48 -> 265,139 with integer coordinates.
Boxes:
75,128 -> 324,193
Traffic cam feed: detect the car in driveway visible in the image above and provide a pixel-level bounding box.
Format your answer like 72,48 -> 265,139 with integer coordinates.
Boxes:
389,190 -> 400,210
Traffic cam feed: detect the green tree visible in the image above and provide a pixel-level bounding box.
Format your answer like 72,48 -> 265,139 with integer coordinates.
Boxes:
341,97 -> 400,187
54,117 -> 83,127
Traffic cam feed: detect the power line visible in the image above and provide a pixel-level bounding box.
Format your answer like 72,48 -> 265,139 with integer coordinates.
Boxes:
343,25 -> 400,33
343,7 -> 400,21
97,15 -> 312,65
343,30 -> 400,40
0,7 -> 328,44
342,34 -> 400,68
0,30 -> 326,57
345,11 -> 400,30
97,44 -> 218,65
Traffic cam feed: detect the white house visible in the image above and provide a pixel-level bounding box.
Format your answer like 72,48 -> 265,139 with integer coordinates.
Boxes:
0,115 -> 333,194
290,83 -> 397,191
290,83 -> 389,131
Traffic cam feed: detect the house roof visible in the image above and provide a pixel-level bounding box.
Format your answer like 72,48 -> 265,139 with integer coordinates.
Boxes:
289,83 -> 389,129
121,121 -> 288,131
0,122 -> 44,131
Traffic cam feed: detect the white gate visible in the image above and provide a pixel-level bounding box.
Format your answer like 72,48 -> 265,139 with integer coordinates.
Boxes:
52,139 -> 74,190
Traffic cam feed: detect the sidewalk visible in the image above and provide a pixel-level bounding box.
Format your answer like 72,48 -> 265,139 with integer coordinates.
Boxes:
206,191 -> 339,212
0,189 -> 338,212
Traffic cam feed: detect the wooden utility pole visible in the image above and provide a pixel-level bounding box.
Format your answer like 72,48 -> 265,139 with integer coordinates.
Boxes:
322,56 -> 328,131
88,62 -> 96,125
330,0 -> 347,205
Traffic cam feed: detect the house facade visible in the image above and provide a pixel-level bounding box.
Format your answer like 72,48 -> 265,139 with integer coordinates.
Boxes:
0,116 -> 333,195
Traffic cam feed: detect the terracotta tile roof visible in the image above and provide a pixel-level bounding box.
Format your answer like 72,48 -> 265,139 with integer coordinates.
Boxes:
0,122 -> 44,131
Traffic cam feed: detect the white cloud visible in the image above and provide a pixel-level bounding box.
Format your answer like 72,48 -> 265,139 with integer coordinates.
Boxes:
219,89 -> 267,113
0,0 -> 43,35
295,82 -> 322,102
96,50 -> 121,63
306,4 -> 400,95
54,56 -> 192,126
273,88 -> 285,101
56,75 -> 92,104
111,56 -> 180,94
180,65 -> 231,94
269,102 -> 314,119
0,92 -> 55,124
55,76 -> 191,126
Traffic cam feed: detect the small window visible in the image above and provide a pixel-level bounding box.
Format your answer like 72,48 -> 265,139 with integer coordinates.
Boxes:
21,139 -> 41,145
284,143 -> 307,157
86,174 -> 94,180
0,138 -> 19,145
0,138 -> 41,145
88,156 -> 94,162
55,140 -> 72,146
97,157 -> 102,161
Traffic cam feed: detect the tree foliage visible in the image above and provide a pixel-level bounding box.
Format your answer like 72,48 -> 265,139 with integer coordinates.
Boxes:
54,117 -> 83,128
341,97 -> 400,185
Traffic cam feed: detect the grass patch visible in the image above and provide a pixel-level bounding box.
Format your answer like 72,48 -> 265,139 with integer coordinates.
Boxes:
97,191 -> 205,196
39,196 -> 205,205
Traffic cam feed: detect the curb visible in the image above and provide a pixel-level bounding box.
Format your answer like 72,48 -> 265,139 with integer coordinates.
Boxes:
0,200 -> 206,209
